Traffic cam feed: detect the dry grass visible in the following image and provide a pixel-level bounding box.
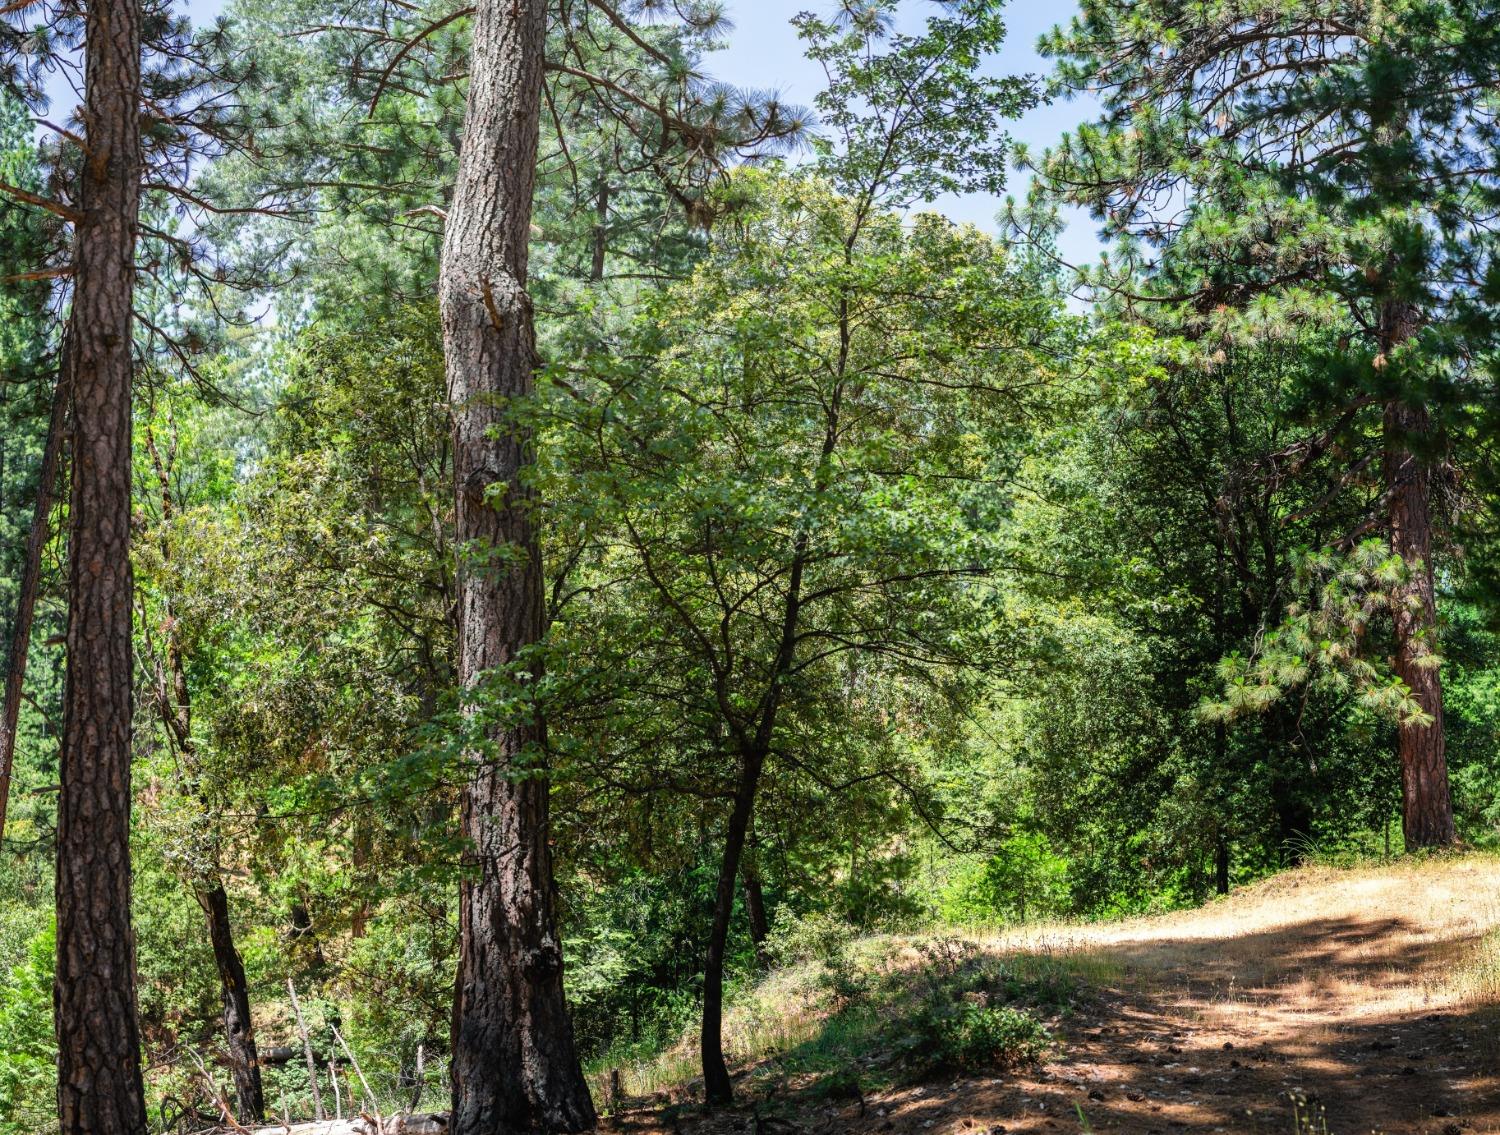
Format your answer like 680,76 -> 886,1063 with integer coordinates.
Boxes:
607,852 -> 1500,1114
974,853 -> 1500,1018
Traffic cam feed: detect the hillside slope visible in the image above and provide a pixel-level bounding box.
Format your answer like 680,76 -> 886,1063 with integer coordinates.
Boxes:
612,856 -> 1500,1135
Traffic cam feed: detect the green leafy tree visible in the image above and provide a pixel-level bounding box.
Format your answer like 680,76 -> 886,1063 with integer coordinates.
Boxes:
1035,0 -> 1500,848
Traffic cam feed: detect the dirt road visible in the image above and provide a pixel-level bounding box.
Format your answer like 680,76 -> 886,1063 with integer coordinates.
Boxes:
619,858 -> 1500,1135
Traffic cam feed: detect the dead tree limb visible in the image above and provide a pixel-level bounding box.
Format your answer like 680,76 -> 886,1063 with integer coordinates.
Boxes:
287,979 -> 326,1121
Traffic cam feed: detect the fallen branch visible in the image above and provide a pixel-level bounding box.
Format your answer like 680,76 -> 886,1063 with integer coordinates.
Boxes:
242,1115 -> 446,1135
287,979 -> 326,1121
330,1026 -> 383,1135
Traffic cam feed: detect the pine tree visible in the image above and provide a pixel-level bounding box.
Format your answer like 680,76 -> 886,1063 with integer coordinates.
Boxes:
1035,0 -> 1500,849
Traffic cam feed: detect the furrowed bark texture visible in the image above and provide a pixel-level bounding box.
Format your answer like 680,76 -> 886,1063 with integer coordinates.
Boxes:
0,361 -> 67,844
440,0 -> 595,1129
1380,302 -> 1454,850
55,0 -> 148,1131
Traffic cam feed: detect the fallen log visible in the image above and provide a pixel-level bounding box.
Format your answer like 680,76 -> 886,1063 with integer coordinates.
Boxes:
254,1045 -> 329,1067
243,1115 -> 447,1135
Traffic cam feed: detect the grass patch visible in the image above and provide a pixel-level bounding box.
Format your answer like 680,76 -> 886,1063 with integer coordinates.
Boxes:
604,930 -> 1106,1105
1447,924 -> 1500,1006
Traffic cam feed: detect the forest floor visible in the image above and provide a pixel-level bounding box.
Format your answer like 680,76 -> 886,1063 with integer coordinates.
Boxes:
609,855 -> 1500,1135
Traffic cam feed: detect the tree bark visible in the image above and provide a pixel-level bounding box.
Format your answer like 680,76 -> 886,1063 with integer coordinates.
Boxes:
287,979 -> 327,1122
54,0 -> 148,1130
701,750 -> 767,1106
1214,834 -> 1229,896
200,884 -> 267,1122
0,361 -> 67,844
589,180 -> 609,282
440,0 -> 595,1129
1384,394 -> 1455,849
1378,299 -> 1454,850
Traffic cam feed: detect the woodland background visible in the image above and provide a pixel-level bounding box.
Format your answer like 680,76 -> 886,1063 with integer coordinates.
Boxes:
3,0 -> 1500,1128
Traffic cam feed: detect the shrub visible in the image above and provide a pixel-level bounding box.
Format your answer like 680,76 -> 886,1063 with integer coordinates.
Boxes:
927,1002 -> 1050,1071
0,922 -> 56,1135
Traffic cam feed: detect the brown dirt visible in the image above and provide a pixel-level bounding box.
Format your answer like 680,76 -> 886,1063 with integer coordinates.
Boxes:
609,857 -> 1500,1135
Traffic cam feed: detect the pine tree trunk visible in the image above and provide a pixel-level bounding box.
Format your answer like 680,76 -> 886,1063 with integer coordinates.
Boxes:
702,750 -> 766,1107
1383,395 -> 1455,850
440,0 -> 594,1128
0,361 -> 67,844
1214,834 -> 1229,896
54,0 -> 147,1129
590,181 -> 609,282
1379,299 -> 1454,850
200,884 -> 267,1122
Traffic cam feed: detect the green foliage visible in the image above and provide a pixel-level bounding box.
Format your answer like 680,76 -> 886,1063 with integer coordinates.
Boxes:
0,922 -> 56,1135
941,831 -> 1071,925
796,0 -> 1036,205
1202,540 -> 1439,728
7,0 -> 1500,1121
916,1001 -> 1050,1073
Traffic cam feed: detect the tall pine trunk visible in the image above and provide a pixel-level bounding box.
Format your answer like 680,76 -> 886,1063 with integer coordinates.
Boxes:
1380,302 -> 1454,850
0,361 -> 67,843
54,0 -> 148,1130
440,0 -> 594,1129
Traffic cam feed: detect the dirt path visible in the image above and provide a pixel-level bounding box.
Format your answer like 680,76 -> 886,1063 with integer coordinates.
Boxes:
616,859 -> 1500,1135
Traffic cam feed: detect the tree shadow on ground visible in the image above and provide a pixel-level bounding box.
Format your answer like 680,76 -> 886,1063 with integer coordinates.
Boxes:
607,912 -> 1500,1135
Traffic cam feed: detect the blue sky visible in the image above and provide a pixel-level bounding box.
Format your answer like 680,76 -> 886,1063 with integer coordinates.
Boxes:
166,0 -> 1105,265
706,0 -> 1105,265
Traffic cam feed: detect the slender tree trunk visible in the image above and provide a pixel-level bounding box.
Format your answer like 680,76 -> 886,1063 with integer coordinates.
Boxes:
1214,834 -> 1229,896
54,0 -> 147,1130
699,346 -> 834,1108
1385,400 -> 1454,849
1380,302 -> 1454,849
590,180 -> 609,282
200,884 -> 267,1122
702,749 -> 767,1107
146,427 -> 267,1122
740,857 -> 770,968
0,362 -> 67,843
440,0 -> 594,1128
351,815 -> 372,939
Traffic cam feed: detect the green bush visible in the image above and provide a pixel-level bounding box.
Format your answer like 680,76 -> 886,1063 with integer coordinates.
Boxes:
925,1002 -> 1049,1071
0,921 -> 56,1135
